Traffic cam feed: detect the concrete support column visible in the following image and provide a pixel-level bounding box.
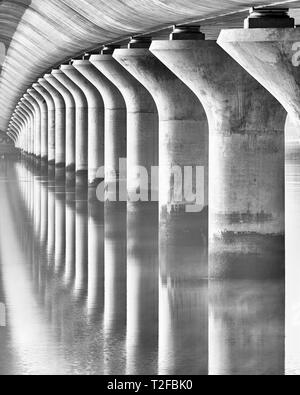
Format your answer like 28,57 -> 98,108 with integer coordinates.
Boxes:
29,86 -> 48,162
218,13 -> 298,122
17,112 -> 29,154
73,57 -> 123,187
47,70 -> 76,174
90,47 -> 158,197
151,28 -> 286,279
58,65 -> 88,186
114,40 -> 208,217
20,99 -> 35,156
9,119 -> 21,144
26,90 -> 41,159
33,84 -> 56,166
62,62 -> 104,187
39,78 -> 66,169
17,106 -> 30,154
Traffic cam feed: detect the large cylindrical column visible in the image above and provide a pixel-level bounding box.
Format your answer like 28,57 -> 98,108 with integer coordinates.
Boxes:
14,106 -> 30,154
26,89 -> 41,159
114,39 -> 208,280
29,87 -> 48,162
90,47 -> 158,198
114,41 -> 208,214
218,9 -> 297,122
33,84 -> 56,166
20,98 -> 35,156
47,70 -> 76,173
73,57 -> 124,187
62,62 -> 104,187
59,64 -> 88,185
151,30 -> 286,279
39,78 -> 66,169
15,109 -> 29,154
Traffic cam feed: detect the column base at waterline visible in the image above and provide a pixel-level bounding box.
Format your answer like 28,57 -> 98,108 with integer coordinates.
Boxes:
209,232 -> 285,280
66,165 -> 76,188
88,178 -> 104,204
76,170 -> 88,200
40,157 -> 48,175
55,163 -> 66,184
160,206 -> 208,281
48,161 -> 56,179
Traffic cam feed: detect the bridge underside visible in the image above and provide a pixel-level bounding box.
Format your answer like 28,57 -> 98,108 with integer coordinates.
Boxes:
1,0 -> 300,134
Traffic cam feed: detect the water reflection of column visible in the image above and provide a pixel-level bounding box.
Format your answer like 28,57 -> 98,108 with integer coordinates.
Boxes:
74,187 -> 88,300
126,202 -> 159,375
159,213 -> 208,375
33,168 -> 41,239
47,177 -> 56,264
286,151 -> 300,374
87,199 -> 104,322
40,178 -> 48,246
104,202 -> 127,375
209,280 -> 285,375
54,181 -> 66,274
64,184 -> 76,287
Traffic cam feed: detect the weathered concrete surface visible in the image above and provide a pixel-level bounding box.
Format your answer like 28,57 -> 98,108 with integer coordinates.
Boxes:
59,65 -> 88,184
90,53 -> 157,196
75,58 -> 126,188
39,78 -> 65,168
218,28 -> 300,126
33,84 -> 55,164
72,60 -> 105,186
47,71 -> 75,172
28,88 -> 48,161
24,91 -> 41,158
114,48 -> 208,217
151,40 -> 286,279
21,98 -> 35,156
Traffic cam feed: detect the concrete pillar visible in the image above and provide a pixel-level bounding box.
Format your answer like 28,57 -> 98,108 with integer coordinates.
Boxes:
73,56 -> 123,187
58,65 -> 88,185
90,47 -> 158,198
151,28 -> 286,279
47,70 -> 76,174
33,83 -> 56,166
114,40 -> 208,214
218,11 -> 297,121
30,86 -> 48,162
26,89 -> 41,159
20,99 -> 35,156
13,111 -> 27,152
17,105 -> 31,155
65,60 -> 104,187
39,77 -> 66,168
9,110 -> 27,153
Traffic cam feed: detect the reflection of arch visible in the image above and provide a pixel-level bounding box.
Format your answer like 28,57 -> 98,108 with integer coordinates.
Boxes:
0,302 -> 6,327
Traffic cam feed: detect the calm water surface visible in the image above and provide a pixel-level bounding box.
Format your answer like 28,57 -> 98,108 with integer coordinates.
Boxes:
0,151 -> 298,375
